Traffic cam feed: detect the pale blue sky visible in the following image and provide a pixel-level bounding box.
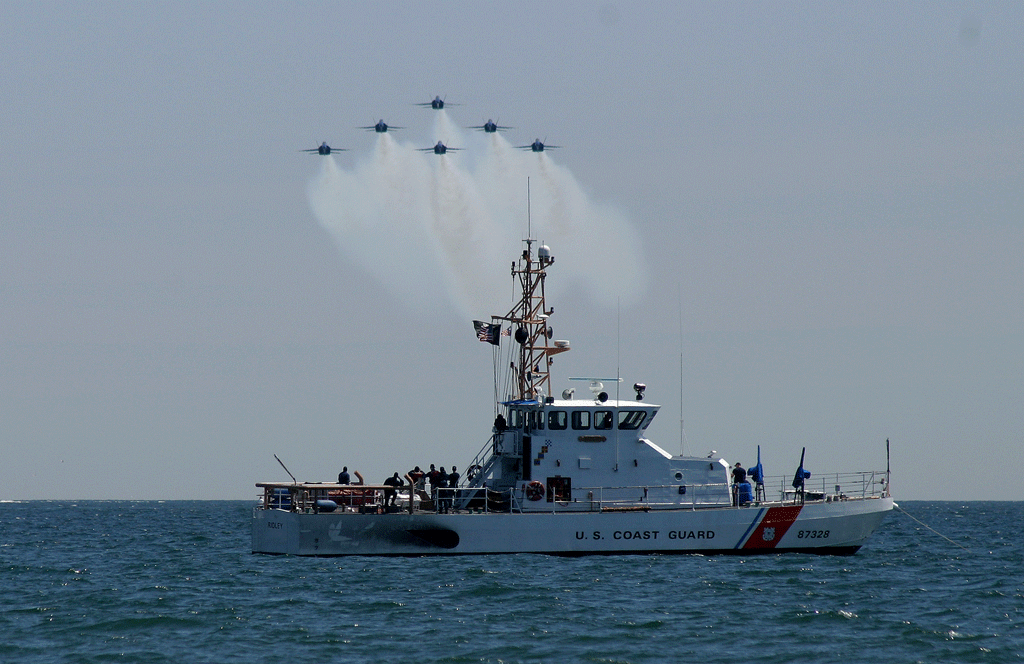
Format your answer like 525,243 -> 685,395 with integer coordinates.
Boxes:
2,1 -> 1021,500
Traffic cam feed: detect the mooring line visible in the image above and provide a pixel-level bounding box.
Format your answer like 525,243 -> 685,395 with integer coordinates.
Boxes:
894,504 -> 969,550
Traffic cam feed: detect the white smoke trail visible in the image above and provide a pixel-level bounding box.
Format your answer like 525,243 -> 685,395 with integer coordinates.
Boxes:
307,135 -> 442,312
307,111 -> 648,319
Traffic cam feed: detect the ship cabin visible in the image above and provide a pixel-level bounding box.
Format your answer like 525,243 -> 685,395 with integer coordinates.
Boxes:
483,396 -> 733,511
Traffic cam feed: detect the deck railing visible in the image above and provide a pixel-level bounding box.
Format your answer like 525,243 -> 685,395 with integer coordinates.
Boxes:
257,470 -> 888,514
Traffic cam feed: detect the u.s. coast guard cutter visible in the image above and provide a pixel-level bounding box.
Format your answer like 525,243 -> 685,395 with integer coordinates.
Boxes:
253,240 -> 893,556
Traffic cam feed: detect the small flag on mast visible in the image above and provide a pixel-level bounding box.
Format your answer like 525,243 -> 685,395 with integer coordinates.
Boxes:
473,320 -> 501,346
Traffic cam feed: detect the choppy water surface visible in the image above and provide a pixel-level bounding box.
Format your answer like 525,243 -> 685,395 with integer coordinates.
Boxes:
1,501 -> 1020,663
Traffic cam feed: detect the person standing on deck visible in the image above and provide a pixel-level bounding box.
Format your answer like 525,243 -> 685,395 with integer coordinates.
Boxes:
731,462 -> 747,506
338,466 -> 350,484
446,466 -> 461,513
437,467 -> 450,512
426,464 -> 439,497
383,472 -> 402,508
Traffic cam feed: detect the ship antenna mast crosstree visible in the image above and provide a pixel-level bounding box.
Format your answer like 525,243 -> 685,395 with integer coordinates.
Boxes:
493,239 -> 569,402
492,182 -> 569,402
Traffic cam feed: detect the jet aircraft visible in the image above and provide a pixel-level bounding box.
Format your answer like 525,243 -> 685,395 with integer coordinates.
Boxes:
359,119 -> 403,133
301,142 -> 346,155
418,141 -> 461,155
416,96 -> 458,110
517,139 -> 560,152
469,119 -> 513,133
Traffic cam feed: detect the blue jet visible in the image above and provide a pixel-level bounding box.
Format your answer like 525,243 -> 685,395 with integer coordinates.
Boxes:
418,141 -> 461,155
469,119 -> 513,133
416,96 -> 458,110
517,139 -> 560,152
301,142 -> 347,155
360,119 -> 403,133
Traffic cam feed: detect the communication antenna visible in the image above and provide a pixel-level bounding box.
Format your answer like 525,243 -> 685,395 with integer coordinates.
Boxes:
615,298 -> 621,471
527,177 -> 532,239
678,284 -> 687,456
274,454 -> 298,484
886,438 -> 891,497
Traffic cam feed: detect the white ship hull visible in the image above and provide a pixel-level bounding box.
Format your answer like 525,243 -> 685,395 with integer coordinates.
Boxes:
252,496 -> 893,556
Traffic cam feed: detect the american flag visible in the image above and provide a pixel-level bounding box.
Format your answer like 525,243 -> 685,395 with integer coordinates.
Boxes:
473,320 -> 501,345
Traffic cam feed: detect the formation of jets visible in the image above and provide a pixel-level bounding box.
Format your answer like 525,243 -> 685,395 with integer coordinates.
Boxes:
303,97 -> 557,156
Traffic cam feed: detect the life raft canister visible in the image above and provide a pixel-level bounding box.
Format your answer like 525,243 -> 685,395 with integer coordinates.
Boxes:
526,480 -> 545,501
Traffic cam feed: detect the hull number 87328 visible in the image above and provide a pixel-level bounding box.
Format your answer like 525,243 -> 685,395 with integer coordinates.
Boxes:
797,530 -> 830,539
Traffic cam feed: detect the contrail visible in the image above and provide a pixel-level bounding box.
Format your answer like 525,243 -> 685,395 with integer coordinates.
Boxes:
307,112 -> 647,319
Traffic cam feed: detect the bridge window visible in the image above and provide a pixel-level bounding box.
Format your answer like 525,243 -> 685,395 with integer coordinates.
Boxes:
508,409 -> 521,429
571,410 -> 591,430
617,410 -> 647,430
548,410 -> 567,430
594,410 -> 614,430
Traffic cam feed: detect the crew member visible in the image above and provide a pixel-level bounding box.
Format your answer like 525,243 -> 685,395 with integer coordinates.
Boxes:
383,472 -> 402,508
426,464 -> 439,497
732,462 -> 747,507
437,467 -> 449,512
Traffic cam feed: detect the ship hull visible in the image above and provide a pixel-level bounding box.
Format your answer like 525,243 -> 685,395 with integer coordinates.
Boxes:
252,496 -> 893,556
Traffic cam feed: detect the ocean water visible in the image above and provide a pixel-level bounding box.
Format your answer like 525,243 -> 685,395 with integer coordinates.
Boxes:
1,501 -> 1020,663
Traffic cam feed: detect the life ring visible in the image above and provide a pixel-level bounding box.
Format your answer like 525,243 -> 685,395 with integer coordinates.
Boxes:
526,480 -> 545,501
467,465 -> 483,482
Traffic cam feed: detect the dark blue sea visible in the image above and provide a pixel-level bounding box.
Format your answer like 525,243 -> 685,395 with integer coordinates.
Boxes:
1,501 -> 1020,663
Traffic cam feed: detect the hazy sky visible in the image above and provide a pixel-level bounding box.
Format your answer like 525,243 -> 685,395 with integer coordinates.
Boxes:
2,1 -> 1021,501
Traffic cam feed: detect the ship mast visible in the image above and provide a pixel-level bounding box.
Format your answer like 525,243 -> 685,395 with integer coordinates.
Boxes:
495,239 -> 569,401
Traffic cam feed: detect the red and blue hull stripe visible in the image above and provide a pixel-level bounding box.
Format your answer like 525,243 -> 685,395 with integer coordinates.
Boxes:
734,505 -> 804,549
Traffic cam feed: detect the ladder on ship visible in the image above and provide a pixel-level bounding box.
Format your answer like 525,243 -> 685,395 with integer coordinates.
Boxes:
453,435 -> 503,510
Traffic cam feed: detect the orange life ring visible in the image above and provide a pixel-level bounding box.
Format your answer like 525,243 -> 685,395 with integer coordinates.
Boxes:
526,480 -> 545,501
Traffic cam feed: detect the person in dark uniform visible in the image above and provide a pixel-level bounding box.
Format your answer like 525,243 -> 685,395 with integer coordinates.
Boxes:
437,467 -> 450,512
731,462 -> 747,506
426,464 -> 439,497
446,466 -> 461,513
383,472 -> 402,507
338,466 -> 350,484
